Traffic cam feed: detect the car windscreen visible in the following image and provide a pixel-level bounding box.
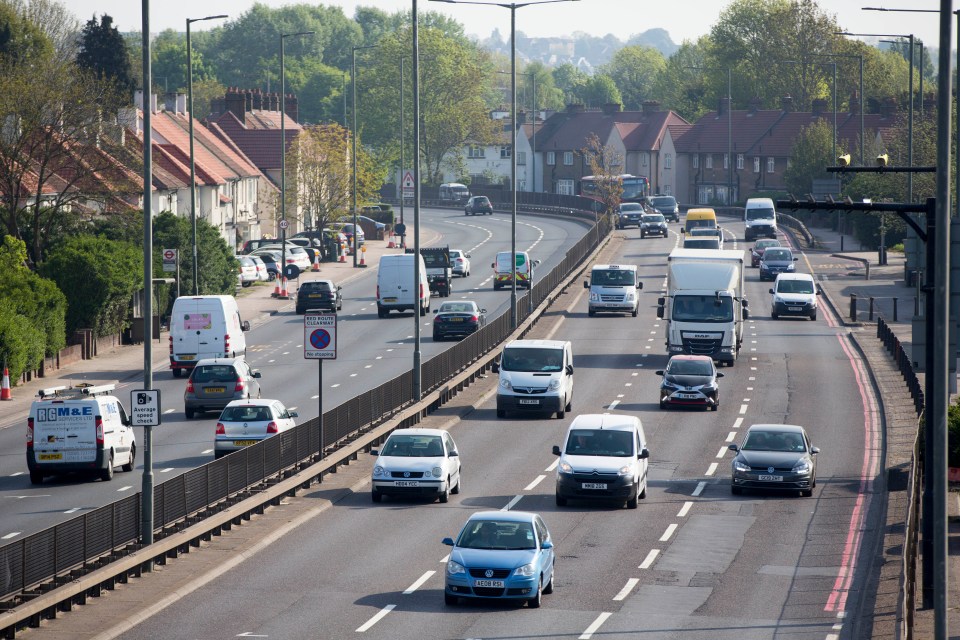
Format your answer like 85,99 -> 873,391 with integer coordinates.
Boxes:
438,302 -> 474,313
650,196 -> 676,208
591,269 -> 635,286
381,434 -> 444,457
683,239 -> 720,249
776,279 -> 815,294
667,359 -> 713,376
642,214 -> 665,223
301,282 -> 333,292
754,240 -> 780,251
764,249 -> 792,261
564,428 -> 634,457
192,365 -> 238,383
501,347 -> 563,372
457,520 -> 536,550
220,405 -> 272,422
619,203 -> 643,212
672,295 -> 734,322
746,208 -> 775,220
742,430 -> 805,452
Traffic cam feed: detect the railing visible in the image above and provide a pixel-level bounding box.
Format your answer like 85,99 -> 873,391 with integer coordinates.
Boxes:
0,202 -> 608,614
877,316 -> 924,416
901,429 -> 922,640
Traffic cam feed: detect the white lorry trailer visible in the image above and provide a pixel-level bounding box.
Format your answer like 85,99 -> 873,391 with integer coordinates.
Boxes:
656,248 -> 749,366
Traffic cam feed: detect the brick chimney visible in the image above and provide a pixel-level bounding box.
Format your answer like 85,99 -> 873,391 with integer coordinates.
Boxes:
566,103 -> 585,113
780,95 -> 793,112
225,89 -> 246,123
748,96 -> 761,114
641,100 -> 660,113
269,93 -> 280,112
718,96 -> 730,116
602,102 -> 622,115
252,90 -> 263,111
284,93 -> 299,123
812,98 -> 828,117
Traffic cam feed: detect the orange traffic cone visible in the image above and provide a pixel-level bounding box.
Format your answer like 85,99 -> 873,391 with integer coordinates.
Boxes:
338,247 -> 346,263
359,251 -> 366,267
387,236 -> 396,249
273,276 -> 281,297
311,256 -> 320,272
279,276 -> 288,299
1,367 -> 11,400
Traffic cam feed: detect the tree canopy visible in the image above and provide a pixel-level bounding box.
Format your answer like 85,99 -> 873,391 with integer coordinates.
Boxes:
75,14 -> 136,99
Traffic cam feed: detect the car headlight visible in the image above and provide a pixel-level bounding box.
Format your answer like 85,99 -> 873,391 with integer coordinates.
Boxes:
499,378 -> 512,390
589,292 -> 600,302
662,380 -> 681,390
447,560 -> 466,576
792,458 -> 811,474
624,292 -> 635,302
432,466 -> 443,478
514,563 -> 536,577
733,459 -> 751,472
700,383 -> 716,392
548,379 -> 561,390
373,466 -> 386,477
558,460 -> 573,474
773,296 -> 784,305
786,263 -> 796,271
618,465 -> 633,477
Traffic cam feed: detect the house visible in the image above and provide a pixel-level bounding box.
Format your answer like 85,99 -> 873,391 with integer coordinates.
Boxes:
441,110 -> 534,192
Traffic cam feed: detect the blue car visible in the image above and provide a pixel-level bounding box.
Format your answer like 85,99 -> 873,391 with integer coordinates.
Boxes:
442,511 -> 555,608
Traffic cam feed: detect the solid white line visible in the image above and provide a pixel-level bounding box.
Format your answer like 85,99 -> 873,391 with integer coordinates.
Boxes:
677,501 -> 692,518
726,431 -> 737,442
692,481 -> 706,496
355,604 -> 395,632
579,612 -> 612,639
545,459 -> 559,472
403,570 -> 435,594
608,400 -> 620,410
331,383 -> 341,388
439,554 -> 449,563
201,449 -> 213,454
10,472 -> 24,477
163,409 -> 175,414
638,549 -> 660,569
1,532 -> 20,540
64,508 -> 80,514
716,446 -> 727,459
739,404 -> 748,414
733,417 -> 743,429
524,475 -> 546,491
659,523 -> 678,542
705,463 -> 718,476
117,486 -> 133,492
160,468 -> 173,473
501,495 -> 522,511
612,578 -> 639,601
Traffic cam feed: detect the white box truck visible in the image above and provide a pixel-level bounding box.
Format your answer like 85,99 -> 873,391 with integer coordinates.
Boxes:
656,248 -> 749,366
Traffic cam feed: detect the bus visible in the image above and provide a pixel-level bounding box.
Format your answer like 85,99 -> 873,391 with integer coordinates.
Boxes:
580,174 -> 650,204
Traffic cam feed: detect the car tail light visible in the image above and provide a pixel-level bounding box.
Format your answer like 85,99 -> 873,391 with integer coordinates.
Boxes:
234,377 -> 245,392
470,315 -> 479,322
420,284 -> 424,299
224,334 -> 230,353
169,335 -> 173,355
186,379 -> 195,393
26,417 -> 34,448
215,422 -> 225,435
287,258 -> 295,264
95,417 -> 104,446
266,421 -> 279,434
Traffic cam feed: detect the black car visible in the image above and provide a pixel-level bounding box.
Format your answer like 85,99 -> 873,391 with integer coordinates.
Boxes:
616,203 -> 644,228
639,213 -> 668,238
649,195 -> 680,222
432,300 -> 486,340
464,196 -> 493,216
295,279 -> 343,314
729,424 -> 819,497
656,354 -> 722,411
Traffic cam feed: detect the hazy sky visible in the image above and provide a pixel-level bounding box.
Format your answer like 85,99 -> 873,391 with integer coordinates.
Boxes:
67,1 -> 949,50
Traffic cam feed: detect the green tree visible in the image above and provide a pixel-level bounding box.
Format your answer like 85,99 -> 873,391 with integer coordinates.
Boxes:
581,133 -> 624,222
151,212 -> 237,302
599,45 -> 666,110
552,63 -> 589,105
655,37 -> 712,121
7,0 -> 80,58
582,74 -> 623,108
0,1 -> 52,64
784,119 -> 833,198
75,14 -> 136,99
523,61 -> 563,112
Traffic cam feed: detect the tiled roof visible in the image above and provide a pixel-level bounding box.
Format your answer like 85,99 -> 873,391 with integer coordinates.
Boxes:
210,109 -> 303,172
536,109 -> 691,153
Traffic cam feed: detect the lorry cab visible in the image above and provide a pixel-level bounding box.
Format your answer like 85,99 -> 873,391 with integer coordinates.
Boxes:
492,251 -> 540,290
683,208 -> 718,235
584,264 -> 642,317
169,295 -> 250,378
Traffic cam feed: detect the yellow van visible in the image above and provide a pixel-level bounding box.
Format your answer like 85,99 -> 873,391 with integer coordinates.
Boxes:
684,208 -> 718,234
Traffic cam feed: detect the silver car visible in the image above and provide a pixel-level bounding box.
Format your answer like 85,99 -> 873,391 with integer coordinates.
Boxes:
370,428 -> 462,503
214,399 -> 298,459
184,357 -> 261,419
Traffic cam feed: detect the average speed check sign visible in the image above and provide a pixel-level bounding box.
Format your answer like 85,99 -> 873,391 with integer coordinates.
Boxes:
304,313 -> 337,359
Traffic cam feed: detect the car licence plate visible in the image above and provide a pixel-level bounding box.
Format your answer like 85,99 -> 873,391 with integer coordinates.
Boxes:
474,579 -> 505,588
518,399 -> 539,405
395,481 -> 420,487
232,440 -> 257,447
788,306 -> 803,311
309,294 -> 322,298
677,393 -> 700,399
758,474 -> 783,482
207,387 -> 226,393
180,354 -> 195,361
38,453 -> 63,461
449,317 -> 463,322
582,482 -> 607,490
383,297 -> 397,303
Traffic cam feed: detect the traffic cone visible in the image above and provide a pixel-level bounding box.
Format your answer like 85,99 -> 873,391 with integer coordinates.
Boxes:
359,251 -> 366,267
311,255 -> 320,272
338,247 -> 346,263
387,235 -> 396,249
1,367 -> 11,401
279,276 -> 288,299
273,276 -> 281,297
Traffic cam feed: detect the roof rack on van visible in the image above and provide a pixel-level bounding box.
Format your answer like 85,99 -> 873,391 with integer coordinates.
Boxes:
37,383 -> 117,400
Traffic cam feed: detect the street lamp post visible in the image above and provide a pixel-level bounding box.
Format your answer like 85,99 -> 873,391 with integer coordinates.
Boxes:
685,66 -> 733,204
352,45 -> 377,267
279,31 -> 315,299
187,14 -> 227,296
498,69 -> 536,195
431,0 -> 579,328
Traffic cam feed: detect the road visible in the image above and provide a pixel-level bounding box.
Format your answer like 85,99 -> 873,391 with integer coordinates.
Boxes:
105,218 -> 886,640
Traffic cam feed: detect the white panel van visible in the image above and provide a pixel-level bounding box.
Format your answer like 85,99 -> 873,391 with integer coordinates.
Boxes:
584,264 -> 642,316
744,197 -> 778,240
377,253 -> 431,317
492,251 -> 539,290
494,339 -> 573,419
169,295 -> 250,378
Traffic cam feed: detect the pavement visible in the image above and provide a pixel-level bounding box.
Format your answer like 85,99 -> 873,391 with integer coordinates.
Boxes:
2,217 -> 956,638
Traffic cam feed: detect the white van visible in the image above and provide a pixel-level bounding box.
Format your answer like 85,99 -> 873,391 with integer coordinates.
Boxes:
377,253 -> 431,317
492,251 -> 540,290
169,295 -> 251,378
744,197 -> 778,240
27,384 -> 136,484
584,264 -> 642,317
552,413 -> 650,508
770,272 -> 820,321
439,183 -> 471,203
493,339 -> 573,419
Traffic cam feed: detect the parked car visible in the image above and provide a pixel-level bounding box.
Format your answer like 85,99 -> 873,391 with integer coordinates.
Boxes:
433,300 -> 486,341
295,279 -> 343,314
464,195 -> 493,215
184,357 -> 261,420
357,214 -> 387,232
639,213 -> 668,238
729,424 -> 819,497
656,354 -> 723,411
449,249 -> 471,277
442,511 -> 555,607
616,202 -> 644,229
770,272 -> 820,321
370,428 -> 462,503
250,250 -> 281,280
750,238 -> 781,268
240,238 -> 280,255
236,255 -> 259,287
258,244 -> 312,273
328,222 -> 365,252
649,195 -> 680,222
759,247 -> 798,281
248,255 -> 270,281
214,399 -> 298,459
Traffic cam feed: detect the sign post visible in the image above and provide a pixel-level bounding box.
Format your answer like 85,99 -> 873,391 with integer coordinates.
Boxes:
304,313 -> 336,459
130,389 -> 161,426
162,249 -> 179,298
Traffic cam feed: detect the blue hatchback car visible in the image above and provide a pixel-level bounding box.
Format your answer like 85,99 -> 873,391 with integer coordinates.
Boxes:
442,511 -> 555,608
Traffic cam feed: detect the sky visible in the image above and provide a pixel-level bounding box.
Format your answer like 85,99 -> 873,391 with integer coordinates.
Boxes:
66,1 -> 951,50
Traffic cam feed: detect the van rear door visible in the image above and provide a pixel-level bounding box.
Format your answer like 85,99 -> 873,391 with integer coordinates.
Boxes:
173,299 -> 224,360
33,401 -> 97,462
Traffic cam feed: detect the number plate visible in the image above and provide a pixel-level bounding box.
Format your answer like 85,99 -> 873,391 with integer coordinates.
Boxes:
206,387 -> 226,394
474,579 -> 505,588
383,297 -> 397,303
758,474 -> 783,482
395,480 -> 420,487
788,306 -> 803,311
232,440 -> 257,447
677,393 -> 700,399
449,317 -> 464,322
582,482 -> 607,490
38,453 -> 63,461
309,294 -> 322,298
518,399 -> 539,405
180,354 -> 196,361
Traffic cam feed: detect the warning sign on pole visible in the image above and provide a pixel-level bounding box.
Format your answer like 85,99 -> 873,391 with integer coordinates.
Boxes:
402,170 -> 415,198
304,314 -> 337,359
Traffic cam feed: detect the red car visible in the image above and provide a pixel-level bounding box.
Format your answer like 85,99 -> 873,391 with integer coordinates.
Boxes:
750,238 -> 781,268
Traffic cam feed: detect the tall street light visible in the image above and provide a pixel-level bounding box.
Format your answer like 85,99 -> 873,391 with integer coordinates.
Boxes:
431,0 -> 579,329
352,45 -> 377,267
279,30 -> 315,299
187,14 -> 227,295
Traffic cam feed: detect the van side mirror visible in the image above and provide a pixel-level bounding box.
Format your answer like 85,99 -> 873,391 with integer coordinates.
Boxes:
743,309 -> 750,319
583,280 -> 589,289
242,320 -> 251,332
655,370 -> 664,376
441,537 -> 455,547
566,364 -> 574,375
717,372 -> 724,378
639,448 -> 650,460
370,449 -> 379,456
491,262 -> 496,268
636,281 -> 643,290
793,257 -> 799,261
492,361 -> 500,373
534,260 -> 541,266
552,445 -> 562,456
656,306 -> 664,319
252,371 -> 262,379
657,297 -> 665,306
289,411 -> 299,418
769,288 -> 775,294
728,443 -> 740,452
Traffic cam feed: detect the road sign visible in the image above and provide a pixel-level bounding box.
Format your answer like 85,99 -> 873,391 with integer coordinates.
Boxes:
284,264 -> 301,280
304,314 -> 337,359
279,219 -> 289,229
130,389 -> 161,426
162,248 -> 177,273
402,170 -> 415,198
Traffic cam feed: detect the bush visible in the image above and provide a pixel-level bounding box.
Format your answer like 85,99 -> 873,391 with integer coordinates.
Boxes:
0,305 -> 46,382
949,400 -> 960,469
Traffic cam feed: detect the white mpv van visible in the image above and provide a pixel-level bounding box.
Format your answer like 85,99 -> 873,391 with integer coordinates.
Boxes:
169,295 -> 251,378
27,384 -> 136,484
584,264 -> 642,317
494,339 -> 573,419
377,253 -> 431,317
770,272 -> 820,321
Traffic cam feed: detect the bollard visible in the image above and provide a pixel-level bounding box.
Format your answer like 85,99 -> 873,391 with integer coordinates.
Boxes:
868,296 -> 875,322
893,297 -> 898,322
850,293 -> 858,322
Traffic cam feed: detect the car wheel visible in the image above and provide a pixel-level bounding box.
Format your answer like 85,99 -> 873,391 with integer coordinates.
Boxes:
543,567 -> 554,594
632,307 -> 638,318
555,493 -> 567,507
627,490 -> 638,509
438,482 -> 449,503
378,308 -> 386,318
731,485 -> 742,495
771,312 -> 778,319
496,409 -> 506,418
452,472 -> 461,495
420,304 -> 428,316
800,488 -> 813,497
372,489 -> 382,503
639,482 -> 647,499
566,398 -> 572,412
172,368 -> 182,379
810,311 -> 817,321
29,471 -> 43,485
185,408 -> 195,420
711,402 -> 719,411
556,409 -> 565,419
444,592 -> 458,606
659,399 -> 668,410
433,333 -> 441,341
122,444 -> 136,472
100,454 -> 114,482
214,451 -> 224,460
640,232 -> 646,238
588,309 -> 596,317
296,308 -> 303,315
528,579 -> 542,608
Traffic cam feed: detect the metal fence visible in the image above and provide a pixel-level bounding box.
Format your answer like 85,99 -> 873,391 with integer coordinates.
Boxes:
877,316 -> 924,416
0,204 -> 607,607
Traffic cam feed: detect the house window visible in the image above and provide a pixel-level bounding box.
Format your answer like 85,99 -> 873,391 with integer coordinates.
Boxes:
753,157 -> 760,173
664,154 -> 673,170
692,155 -> 699,169
468,145 -> 485,159
767,157 -> 775,173
547,151 -> 556,165
706,155 -> 713,169
737,154 -> 744,170
500,146 -> 511,159
517,151 -> 526,166
557,179 -> 574,195
563,151 -> 574,165
723,153 -> 729,170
